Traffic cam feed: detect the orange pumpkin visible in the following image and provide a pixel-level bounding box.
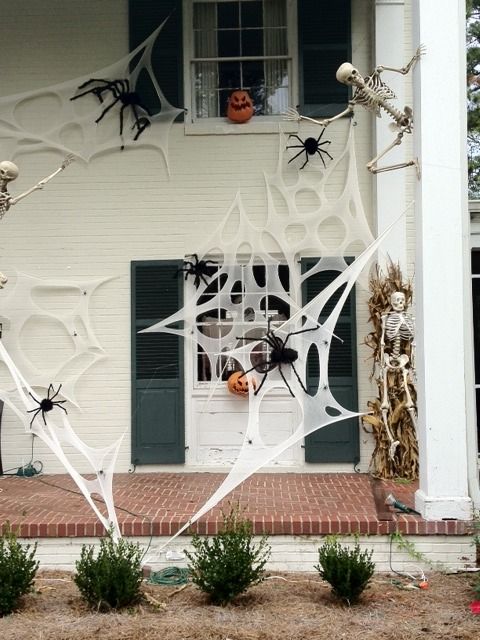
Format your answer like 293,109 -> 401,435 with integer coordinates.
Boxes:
227,371 -> 256,396
226,90 -> 254,123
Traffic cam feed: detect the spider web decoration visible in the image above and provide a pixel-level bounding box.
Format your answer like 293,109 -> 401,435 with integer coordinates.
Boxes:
141,123 -> 395,552
0,272 -> 114,406
0,339 -> 122,537
0,16 -> 183,166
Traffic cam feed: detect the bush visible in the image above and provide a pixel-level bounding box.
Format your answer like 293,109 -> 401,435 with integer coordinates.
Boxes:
185,506 -> 271,605
74,534 -> 143,611
315,537 -> 375,605
0,526 -> 38,616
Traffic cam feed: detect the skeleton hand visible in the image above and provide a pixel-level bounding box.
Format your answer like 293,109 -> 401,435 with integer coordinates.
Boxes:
414,44 -> 426,61
61,153 -> 76,170
283,107 -> 302,122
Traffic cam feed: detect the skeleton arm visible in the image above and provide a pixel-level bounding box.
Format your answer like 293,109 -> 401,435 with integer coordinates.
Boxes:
9,154 -> 75,207
374,44 -> 425,76
283,104 -> 355,127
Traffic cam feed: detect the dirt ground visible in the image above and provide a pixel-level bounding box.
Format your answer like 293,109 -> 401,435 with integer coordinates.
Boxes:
0,570 -> 479,640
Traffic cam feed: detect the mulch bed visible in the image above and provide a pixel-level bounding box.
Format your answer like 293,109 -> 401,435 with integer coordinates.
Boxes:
0,570 -> 478,640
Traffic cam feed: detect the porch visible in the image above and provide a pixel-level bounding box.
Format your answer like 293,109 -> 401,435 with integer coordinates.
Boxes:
0,472 -> 474,573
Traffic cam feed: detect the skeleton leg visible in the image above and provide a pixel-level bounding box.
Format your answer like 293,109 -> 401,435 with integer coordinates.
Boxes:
380,360 -> 400,460
401,367 -> 417,429
366,131 -> 419,176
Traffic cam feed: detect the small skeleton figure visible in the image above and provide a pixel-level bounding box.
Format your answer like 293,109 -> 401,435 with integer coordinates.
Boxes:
284,45 -> 425,175
380,291 -> 416,459
0,154 -> 75,219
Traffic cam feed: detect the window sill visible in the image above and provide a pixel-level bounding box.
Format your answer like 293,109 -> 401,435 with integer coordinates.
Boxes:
184,117 -> 299,136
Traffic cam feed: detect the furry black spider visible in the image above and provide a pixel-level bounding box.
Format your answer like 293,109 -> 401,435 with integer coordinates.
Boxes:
27,383 -> 68,427
70,78 -> 152,149
286,130 -> 333,170
237,326 -> 318,397
177,254 -> 218,288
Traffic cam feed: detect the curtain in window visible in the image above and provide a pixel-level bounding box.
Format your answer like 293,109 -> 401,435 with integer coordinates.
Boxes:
263,0 -> 288,115
194,3 -> 219,117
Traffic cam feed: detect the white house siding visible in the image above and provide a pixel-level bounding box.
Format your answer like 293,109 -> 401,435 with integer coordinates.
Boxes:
0,0 -> 409,475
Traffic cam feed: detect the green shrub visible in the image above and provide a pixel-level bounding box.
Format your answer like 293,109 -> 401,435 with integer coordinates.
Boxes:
185,506 -> 271,605
0,527 -> 38,616
315,537 -> 375,605
74,534 -> 143,611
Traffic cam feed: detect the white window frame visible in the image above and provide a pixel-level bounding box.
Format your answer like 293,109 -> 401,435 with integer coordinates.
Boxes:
182,0 -> 299,135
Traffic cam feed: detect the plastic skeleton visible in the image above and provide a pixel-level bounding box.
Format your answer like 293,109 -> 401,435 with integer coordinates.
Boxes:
0,155 -> 74,220
380,291 -> 417,459
284,45 -> 424,175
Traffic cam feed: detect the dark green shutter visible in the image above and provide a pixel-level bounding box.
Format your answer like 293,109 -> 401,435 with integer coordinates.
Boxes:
129,0 -> 183,113
301,259 -> 359,464
298,0 -> 351,117
131,261 -> 185,464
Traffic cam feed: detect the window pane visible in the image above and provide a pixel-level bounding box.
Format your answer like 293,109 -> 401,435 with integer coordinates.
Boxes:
241,29 -> 263,55
194,62 -> 219,117
472,250 -> 480,274
218,1 -> 239,28
242,60 -> 264,88
219,61 -> 241,89
473,278 -> 480,384
264,27 -> 287,55
241,1 -> 263,27
218,29 -> 241,56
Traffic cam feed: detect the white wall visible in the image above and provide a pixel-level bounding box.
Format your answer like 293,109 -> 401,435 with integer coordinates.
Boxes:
0,0 -> 389,475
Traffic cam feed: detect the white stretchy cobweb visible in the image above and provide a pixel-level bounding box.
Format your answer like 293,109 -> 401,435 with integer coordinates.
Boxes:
142,123 -> 389,550
0,339 -> 122,537
0,16 -> 183,167
0,272 -> 114,406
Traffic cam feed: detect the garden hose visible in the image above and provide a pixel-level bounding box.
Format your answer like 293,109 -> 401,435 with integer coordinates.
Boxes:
148,566 -> 190,585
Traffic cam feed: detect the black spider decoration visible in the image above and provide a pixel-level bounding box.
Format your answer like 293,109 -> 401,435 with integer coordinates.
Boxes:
286,129 -> 333,170
27,384 -> 68,427
70,78 -> 152,149
177,254 -> 218,288
237,326 -> 319,397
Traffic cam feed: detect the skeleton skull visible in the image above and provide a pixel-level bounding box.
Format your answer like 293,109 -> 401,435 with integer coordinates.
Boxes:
0,161 -> 19,185
336,63 -> 363,86
390,291 -> 406,312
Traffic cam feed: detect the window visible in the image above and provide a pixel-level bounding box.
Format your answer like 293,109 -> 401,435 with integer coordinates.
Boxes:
129,0 -> 351,122
184,0 -> 295,121
194,263 -> 291,383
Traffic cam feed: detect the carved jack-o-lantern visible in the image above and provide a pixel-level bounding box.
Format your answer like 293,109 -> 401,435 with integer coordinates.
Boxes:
226,90 -> 254,123
227,371 -> 256,396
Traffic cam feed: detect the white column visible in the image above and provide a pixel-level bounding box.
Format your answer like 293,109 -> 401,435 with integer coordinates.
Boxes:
374,0 -> 407,270
412,0 -> 472,520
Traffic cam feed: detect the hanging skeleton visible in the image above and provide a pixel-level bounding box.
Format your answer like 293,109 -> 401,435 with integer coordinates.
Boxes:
380,291 -> 417,459
0,154 -> 75,219
284,45 -> 424,175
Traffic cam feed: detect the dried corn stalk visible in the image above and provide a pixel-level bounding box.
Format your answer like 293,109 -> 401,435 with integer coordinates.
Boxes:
363,262 -> 419,479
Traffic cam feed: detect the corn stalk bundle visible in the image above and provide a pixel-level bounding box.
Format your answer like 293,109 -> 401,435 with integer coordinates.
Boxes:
363,262 -> 419,480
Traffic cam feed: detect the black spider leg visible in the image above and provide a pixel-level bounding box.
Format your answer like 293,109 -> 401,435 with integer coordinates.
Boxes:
235,336 -> 277,395
315,129 -> 333,168
277,363 -> 296,397
286,135 -> 310,170
289,361 -> 309,394
286,146 -> 310,170
70,78 -> 113,101
280,325 -> 320,393
96,94 -> 121,124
